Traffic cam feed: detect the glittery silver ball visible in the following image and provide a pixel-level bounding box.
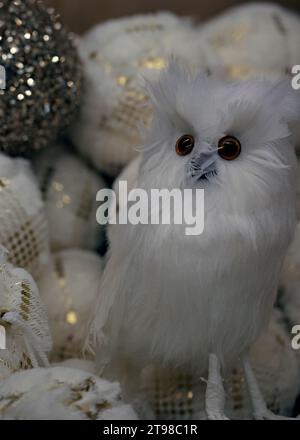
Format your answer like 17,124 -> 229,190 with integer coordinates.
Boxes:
0,0 -> 82,154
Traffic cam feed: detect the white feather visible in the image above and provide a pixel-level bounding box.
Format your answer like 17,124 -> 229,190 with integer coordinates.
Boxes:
91,64 -> 298,378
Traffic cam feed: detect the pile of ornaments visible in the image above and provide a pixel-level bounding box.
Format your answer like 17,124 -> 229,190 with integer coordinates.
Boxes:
0,0 -> 299,419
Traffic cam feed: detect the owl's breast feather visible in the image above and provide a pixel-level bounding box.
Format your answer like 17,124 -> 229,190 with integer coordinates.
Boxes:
102,199 -> 295,374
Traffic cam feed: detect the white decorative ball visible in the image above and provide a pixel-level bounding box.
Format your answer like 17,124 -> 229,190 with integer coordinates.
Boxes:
0,367 -> 138,420
199,3 -> 300,80
199,3 -> 300,151
34,144 -> 106,251
53,358 -> 96,374
0,154 -> 50,278
70,12 -> 221,176
0,249 -> 52,380
37,249 -> 104,361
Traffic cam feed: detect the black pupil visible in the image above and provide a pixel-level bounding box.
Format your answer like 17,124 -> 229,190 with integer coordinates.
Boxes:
221,140 -> 237,156
181,136 -> 192,149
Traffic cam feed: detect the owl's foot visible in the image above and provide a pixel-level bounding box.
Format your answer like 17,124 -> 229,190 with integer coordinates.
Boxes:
205,353 -> 230,420
253,410 -> 295,420
207,411 -> 230,421
243,355 -> 295,420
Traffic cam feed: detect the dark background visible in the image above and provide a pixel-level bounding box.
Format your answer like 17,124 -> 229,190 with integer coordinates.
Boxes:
47,0 -> 300,34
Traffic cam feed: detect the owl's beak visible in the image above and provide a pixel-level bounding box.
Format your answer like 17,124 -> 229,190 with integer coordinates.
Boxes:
190,148 -> 217,181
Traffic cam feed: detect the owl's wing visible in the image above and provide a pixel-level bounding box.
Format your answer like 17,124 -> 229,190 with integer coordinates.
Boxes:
86,253 -> 127,375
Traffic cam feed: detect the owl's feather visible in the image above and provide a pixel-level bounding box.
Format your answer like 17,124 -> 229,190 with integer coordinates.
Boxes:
91,63 -> 298,376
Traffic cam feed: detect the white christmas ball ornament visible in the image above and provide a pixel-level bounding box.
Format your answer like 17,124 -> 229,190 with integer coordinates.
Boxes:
37,249 -> 104,361
0,154 -> 50,278
199,3 -> 300,80
53,358 -> 96,374
0,367 -> 138,420
71,12 -> 221,176
34,145 -> 106,251
0,249 -> 52,380
199,3 -> 300,151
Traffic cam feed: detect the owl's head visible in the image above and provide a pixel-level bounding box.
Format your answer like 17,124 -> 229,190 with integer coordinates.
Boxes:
139,62 -> 299,213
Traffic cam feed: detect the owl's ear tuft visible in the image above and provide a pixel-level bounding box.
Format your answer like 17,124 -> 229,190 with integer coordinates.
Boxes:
143,58 -> 192,124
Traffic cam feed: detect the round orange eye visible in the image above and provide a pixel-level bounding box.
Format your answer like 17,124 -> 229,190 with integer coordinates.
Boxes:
175,135 -> 195,156
218,135 -> 241,161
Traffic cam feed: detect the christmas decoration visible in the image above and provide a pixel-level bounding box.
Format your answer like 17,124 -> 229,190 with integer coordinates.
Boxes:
70,12 -> 221,176
0,2 -> 299,422
0,366 -> 138,420
199,3 -> 300,80
0,154 -> 50,277
90,64 -> 298,420
34,144 -> 106,251
0,0 -> 82,155
0,248 -> 52,380
199,3 -> 300,151
37,249 -> 104,361
140,309 -> 300,419
53,358 -> 96,374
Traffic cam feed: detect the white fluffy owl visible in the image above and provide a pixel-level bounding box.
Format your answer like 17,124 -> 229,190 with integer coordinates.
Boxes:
90,63 -> 299,419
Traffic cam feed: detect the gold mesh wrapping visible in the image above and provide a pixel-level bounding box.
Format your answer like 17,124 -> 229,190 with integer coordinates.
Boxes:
97,74 -> 153,146
141,367 -> 202,420
0,181 -> 49,277
1,280 -> 36,378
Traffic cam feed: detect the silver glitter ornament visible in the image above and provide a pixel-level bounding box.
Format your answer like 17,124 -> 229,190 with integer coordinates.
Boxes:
0,0 -> 82,154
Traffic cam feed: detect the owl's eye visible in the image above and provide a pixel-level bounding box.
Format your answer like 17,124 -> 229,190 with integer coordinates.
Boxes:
175,135 -> 195,156
217,135 -> 241,161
